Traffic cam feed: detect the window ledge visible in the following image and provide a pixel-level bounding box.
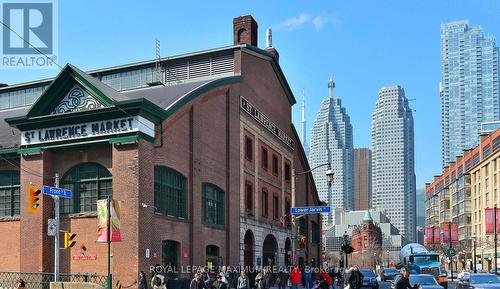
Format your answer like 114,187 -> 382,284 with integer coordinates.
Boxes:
202,223 -> 225,230
154,213 -> 189,222
0,215 -> 20,222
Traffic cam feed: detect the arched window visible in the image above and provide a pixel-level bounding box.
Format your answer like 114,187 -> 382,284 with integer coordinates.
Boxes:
154,166 -> 186,218
202,183 -> 224,227
0,171 -> 20,217
60,163 -> 112,214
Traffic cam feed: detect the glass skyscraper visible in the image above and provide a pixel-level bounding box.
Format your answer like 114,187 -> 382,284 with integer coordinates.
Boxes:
372,86 -> 416,242
440,20 -> 500,166
310,79 -> 354,226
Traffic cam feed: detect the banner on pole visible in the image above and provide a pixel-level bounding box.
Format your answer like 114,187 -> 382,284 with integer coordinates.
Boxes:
433,226 -> 440,244
425,227 -> 433,244
441,224 -> 450,243
451,223 -> 459,243
485,208 -> 500,234
97,199 -> 122,242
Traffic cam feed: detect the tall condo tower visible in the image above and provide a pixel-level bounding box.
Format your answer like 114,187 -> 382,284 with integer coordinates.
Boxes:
440,20 -> 500,166
310,79 -> 354,226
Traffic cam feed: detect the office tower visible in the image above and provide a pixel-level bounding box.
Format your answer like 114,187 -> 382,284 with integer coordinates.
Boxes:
310,79 -> 354,226
354,148 -> 372,210
372,86 -> 416,242
440,20 -> 500,166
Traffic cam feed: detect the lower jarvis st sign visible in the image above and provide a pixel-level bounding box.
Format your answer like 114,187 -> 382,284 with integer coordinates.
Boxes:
21,116 -> 154,145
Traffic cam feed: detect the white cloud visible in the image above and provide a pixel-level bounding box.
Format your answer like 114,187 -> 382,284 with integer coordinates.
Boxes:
277,12 -> 341,32
279,13 -> 311,31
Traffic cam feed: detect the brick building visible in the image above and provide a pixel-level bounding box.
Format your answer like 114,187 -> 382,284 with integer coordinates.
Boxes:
0,15 -> 322,285
351,211 -> 382,268
354,148 -> 371,210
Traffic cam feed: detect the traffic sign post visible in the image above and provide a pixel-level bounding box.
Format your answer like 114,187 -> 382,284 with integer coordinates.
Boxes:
290,206 -> 331,215
446,248 -> 457,257
42,175 -> 72,283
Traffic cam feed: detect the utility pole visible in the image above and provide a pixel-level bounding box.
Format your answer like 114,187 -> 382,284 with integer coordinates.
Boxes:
54,173 -> 60,282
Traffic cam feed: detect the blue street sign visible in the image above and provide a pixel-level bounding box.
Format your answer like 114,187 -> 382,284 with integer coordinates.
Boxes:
43,186 -> 72,198
290,206 -> 331,215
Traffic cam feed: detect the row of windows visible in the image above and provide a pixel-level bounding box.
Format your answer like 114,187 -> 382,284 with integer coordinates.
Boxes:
0,165 -> 225,228
244,181 -> 290,221
244,135 -> 291,181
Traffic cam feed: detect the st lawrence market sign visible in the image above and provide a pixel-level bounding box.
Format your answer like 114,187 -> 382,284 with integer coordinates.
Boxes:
240,96 -> 294,150
21,116 -> 155,145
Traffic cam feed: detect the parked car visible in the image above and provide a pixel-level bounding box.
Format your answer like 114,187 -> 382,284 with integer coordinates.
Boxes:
490,268 -> 500,275
456,273 -> 500,289
360,269 -> 379,289
382,268 -> 399,281
409,274 -> 444,289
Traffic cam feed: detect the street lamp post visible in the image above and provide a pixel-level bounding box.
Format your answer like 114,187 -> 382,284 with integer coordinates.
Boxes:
291,163 -> 333,265
343,231 -> 349,268
386,250 -> 390,268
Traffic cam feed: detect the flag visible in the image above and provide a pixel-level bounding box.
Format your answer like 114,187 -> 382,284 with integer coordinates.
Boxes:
97,199 -> 123,242
485,208 -> 500,234
433,226 -> 440,244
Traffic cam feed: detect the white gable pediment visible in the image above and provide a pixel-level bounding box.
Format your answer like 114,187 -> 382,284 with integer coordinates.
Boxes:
52,84 -> 103,114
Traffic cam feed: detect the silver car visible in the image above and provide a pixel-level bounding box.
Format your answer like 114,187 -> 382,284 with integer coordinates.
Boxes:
456,273 -> 500,289
409,274 -> 444,289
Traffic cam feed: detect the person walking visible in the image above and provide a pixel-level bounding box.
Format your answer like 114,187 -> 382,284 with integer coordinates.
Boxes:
190,273 -> 203,289
139,271 -> 148,289
345,266 -> 363,289
258,267 -> 272,289
276,267 -> 289,289
304,267 -> 313,289
238,271 -> 250,289
151,270 -> 167,289
394,271 -> 418,289
214,275 -> 228,289
290,266 -> 302,289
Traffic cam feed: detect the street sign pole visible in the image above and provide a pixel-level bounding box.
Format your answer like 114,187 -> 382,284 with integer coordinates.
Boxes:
54,173 -> 60,282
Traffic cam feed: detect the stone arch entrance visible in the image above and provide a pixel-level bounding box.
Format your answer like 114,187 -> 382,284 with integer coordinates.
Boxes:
244,230 -> 254,266
285,237 -> 292,266
262,234 -> 278,267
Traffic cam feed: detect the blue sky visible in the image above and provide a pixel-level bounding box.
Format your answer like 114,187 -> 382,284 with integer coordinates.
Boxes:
1,0 -> 500,190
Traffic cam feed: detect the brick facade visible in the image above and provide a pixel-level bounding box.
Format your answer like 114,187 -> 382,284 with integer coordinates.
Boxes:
0,15 -> 321,286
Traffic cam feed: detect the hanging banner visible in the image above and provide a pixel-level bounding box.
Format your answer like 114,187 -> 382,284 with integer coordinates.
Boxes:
441,224 -> 450,243
451,223 -> 459,243
97,199 -> 123,242
485,208 -> 500,234
433,226 -> 440,244
425,227 -> 433,244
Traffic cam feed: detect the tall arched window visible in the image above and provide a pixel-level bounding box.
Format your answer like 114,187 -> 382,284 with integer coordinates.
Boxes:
0,171 -> 20,217
60,163 -> 112,214
202,183 -> 224,227
154,166 -> 186,218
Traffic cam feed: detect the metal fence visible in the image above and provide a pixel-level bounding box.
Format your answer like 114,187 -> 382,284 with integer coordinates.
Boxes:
0,272 -> 107,289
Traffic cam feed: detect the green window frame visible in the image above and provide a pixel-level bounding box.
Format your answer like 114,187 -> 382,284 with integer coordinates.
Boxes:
154,166 -> 186,218
0,171 -> 20,217
202,183 -> 225,228
60,163 -> 112,214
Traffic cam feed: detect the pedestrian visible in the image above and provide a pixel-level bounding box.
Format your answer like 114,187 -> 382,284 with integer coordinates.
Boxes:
214,275 -> 228,289
191,273 -> 203,289
151,270 -> 167,289
321,270 -> 333,289
238,271 -> 250,289
394,271 -> 418,289
304,267 -> 313,289
290,266 -> 302,289
276,267 -> 289,289
258,267 -> 272,289
345,266 -> 363,289
139,271 -> 148,289
16,279 -> 26,289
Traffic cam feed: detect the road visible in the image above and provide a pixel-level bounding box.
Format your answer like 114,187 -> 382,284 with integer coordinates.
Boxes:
375,280 -> 457,289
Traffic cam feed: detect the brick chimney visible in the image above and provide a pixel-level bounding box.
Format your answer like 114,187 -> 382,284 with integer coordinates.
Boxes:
233,15 -> 258,46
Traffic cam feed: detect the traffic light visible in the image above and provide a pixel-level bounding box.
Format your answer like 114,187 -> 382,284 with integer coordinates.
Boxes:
63,232 -> 76,248
28,184 -> 42,213
298,235 -> 306,248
